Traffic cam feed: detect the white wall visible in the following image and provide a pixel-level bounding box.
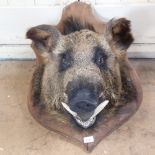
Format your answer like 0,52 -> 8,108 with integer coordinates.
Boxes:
1,0 -> 155,59
1,0 -> 155,6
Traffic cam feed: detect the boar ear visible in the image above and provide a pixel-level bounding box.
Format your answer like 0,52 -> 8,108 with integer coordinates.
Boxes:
106,18 -> 134,51
26,25 -> 60,62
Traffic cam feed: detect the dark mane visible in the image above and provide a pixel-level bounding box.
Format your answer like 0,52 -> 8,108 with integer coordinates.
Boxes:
62,16 -> 95,35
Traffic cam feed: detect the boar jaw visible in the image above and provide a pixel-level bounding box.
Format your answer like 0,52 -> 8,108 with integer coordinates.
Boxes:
61,100 -> 109,128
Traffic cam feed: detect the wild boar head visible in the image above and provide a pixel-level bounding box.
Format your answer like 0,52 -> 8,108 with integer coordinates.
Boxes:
27,18 -> 134,129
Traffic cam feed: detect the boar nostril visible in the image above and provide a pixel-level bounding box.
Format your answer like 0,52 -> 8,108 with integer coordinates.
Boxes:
86,103 -> 92,108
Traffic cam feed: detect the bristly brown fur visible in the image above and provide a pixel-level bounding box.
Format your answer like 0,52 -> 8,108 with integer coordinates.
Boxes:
62,16 -> 95,35
28,9 -> 135,122
31,65 -> 44,106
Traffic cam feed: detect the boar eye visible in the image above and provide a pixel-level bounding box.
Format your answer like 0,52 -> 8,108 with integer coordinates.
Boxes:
93,46 -> 108,69
59,50 -> 73,72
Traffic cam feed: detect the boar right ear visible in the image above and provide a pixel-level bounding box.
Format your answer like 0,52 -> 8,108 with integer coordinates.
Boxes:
106,18 -> 134,51
26,25 -> 60,62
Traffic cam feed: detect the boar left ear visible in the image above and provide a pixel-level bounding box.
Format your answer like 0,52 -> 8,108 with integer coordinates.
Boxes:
106,18 -> 134,51
26,25 -> 61,62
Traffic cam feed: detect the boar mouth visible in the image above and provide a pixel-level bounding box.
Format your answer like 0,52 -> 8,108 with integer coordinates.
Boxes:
61,100 -> 109,128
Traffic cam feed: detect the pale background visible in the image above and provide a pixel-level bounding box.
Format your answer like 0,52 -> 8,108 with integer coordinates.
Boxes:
0,0 -> 155,58
0,1 -> 155,155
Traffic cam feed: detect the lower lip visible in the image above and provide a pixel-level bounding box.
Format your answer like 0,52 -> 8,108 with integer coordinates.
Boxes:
74,116 -> 96,128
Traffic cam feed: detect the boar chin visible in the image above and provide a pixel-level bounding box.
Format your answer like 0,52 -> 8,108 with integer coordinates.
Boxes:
61,100 -> 109,128
74,116 -> 96,129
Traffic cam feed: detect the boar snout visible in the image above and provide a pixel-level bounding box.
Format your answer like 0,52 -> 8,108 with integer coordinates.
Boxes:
66,78 -> 103,122
64,79 -> 109,128
69,89 -> 97,114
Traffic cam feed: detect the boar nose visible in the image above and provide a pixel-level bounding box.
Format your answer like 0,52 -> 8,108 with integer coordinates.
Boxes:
69,89 -> 98,113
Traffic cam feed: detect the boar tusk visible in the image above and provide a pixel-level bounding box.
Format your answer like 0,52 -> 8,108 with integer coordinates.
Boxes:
61,102 -> 77,117
90,100 -> 109,119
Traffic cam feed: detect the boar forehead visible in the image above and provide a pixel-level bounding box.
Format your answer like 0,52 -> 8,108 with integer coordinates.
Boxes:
51,29 -> 117,78
54,30 -> 117,87
53,30 -> 111,59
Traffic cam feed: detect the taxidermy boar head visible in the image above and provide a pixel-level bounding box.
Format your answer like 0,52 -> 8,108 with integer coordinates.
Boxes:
26,17 -> 134,129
